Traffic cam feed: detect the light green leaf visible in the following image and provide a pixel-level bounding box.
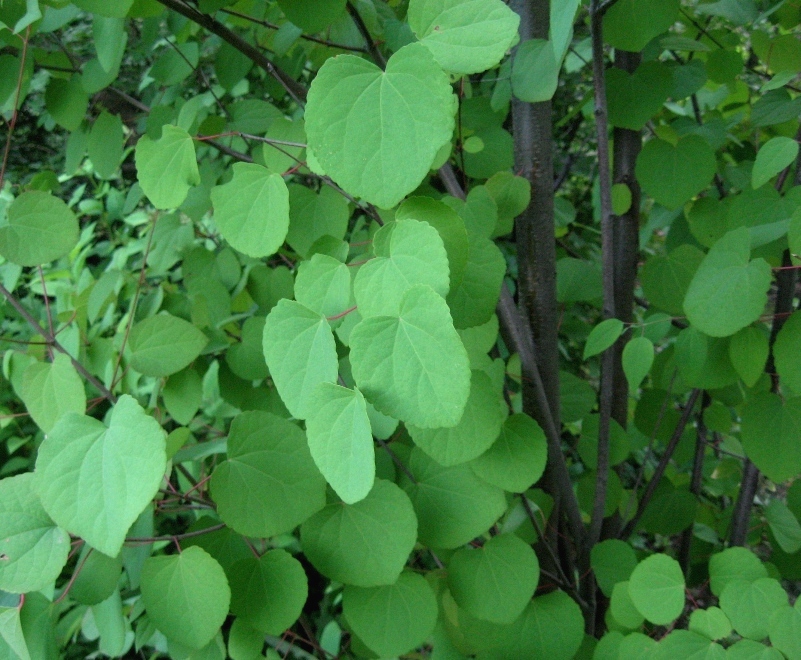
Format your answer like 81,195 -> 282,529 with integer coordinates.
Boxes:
622,336 -> 654,392
774,311 -> 801,393
210,412 -> 326,537
135,125 -> 200,210
511,39 -> 559,103
355,219 -> 450,318
128,313 -> 208,377
229,549 -> 307,634
729,326 -> 769,387
276,0 -> 346,33
611,183 -> 633,215
688,607 -> 732,641
683,228 -> 772,337
484,172 -> 530,237
448,534 -> 539,624
262,299 -> 339,419
752,137 -> 799,189
627,554 -> 685,625
654,631 -> 725,660
720,577 -> 787,640
35,395 -> 167,557
164,369 -> 202,426
210,163 -> 289,258
93,16 -> 127,74
344,571 -> 437,658
610,582 -> 644,630
408,370 -> 505,466
636,135 -> 717,210
150,42 -> 198,86
709,547 -> 767,597
350,284 -> 470,428
0,606 -> 29,660
300,479 -> 417,587
402,447 -> 506,548
769,600 -> 801,660
0,473 -> 69,594
719,639 -> 779,660
87,112 -> 124,179
294,254 -> 351,321
765,499 -> 801,553
20,354 -> 85,433
603,0 -> 680,52
0,191 -> 79,267
141,546 -> 230,650
305,383 -> 375,504
584,318 -> 624,360
446,231 -> 506,329
408,0 -> 519,75
305,42 -> 456,209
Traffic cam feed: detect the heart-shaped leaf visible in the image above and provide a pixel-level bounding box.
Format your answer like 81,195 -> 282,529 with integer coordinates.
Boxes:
305,42 -> 456,209
636,135 -> 717,210
607,61 -> 673,130
603,0 -> 680,52
35,395 -> 167,557
134,124 -> 200,210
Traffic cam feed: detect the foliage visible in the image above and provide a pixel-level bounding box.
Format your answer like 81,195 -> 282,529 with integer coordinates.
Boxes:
0,0 -> 801,658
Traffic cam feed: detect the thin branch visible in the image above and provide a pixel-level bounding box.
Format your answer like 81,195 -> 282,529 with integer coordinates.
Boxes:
375,437 -> 416,484
124,522 -> 226,545
0,26 -> 31,191
346,2 -> 386,68
679,393 -> 710,576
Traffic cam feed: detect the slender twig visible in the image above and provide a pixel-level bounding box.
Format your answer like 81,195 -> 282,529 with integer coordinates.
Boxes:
620,389 -> 702,538
375,437 -> 416,484
679,393 -> 710,576
124,522 -> 226,545
37,266 -> 55,361
0,26 -> 31,191
54,546 -> 93,605
346,2 -> 386,68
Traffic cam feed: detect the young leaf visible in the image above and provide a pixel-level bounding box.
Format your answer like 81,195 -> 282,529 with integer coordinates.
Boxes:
20,353 -> 86,433
683,227 -> 772,337
622,336 -> 654,392
262,299 -> 339,420
408,0 -> 520,75
300,479 -> 417,587
752,136 -> 799,189
210,163 -> 290,259
350,285 -> 471,428
305,42 -> 456,209
343,571 -> 438,658
210,412 -> 326,538
134,125 -> 200,210
627,554 -> 685,625
128,313 -> 208,377
0,191 -> 79,267
228,550 -> 307,634
35,395 -> 167,558
447,534 -> 539,624
0,474 -> 70,594
305,383 -> 375,504
140,546 -> 230,650
584,318 -> 624,360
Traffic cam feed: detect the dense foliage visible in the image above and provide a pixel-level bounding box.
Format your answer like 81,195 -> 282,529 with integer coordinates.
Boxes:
1,0 -> 801,657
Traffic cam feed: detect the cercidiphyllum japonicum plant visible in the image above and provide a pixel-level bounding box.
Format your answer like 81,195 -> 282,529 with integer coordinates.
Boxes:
2,0 -> 801,657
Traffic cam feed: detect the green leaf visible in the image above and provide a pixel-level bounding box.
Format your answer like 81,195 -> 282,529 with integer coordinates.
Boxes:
305,42 -> 456,209
636,135 -> 717,210
610,582 -> 644,630
402,447 -> 506,549
511,39 -> 559,103
470,413 -> 547,493
752,137 -> 799,189
73,0 -> 133,17
627,554 -> 685,625
163,368 -> 202,426
226,317 -> 269,381
286,185 -> 350,258
128,313 -> 208,377
135,125 -> 200,210
741,393 -> 801,483
448,534 -> 539,624
210,412 -> 326,538
343,571 -> 438,658
622,336 -> 654,392
769,600 -> 801,660
294,254 -> 351,321
641,245 -> 705,315
720,577 -> 787,640
354,219 -> 450,318
584,318 -> 624,360
688,607 -> 732,641
683,228 -> 772,337
0,606 -> 29,660
654,631 -> 725,660
305,383 -> 375,504
94,15 -> 127,74
0,191 -> 79,267
725,639 -> 782,660
276,0 -> 346,33
578,415 -> 630,470
484,172 -> 530,237
262,299 -> 339,419
611,183 -> 633,215
556,257 -> 602,303
350,285 -> 471,428
446,231 -> 506,329
35,394 -> 166,557
45,78 -> 88,131
765,499 -> 801,553
141,546 -> 230,650
709,547 -> 767,597
603,0 -> 680,52
229,549 -> 307,634
408,0 -> 519,75
300,479 -> 417,587
408,370 -> 505,466
607,61 -> 673,131
70,545 -> 123,606
151,42 -> 198,86
0,473 -> 69,594
20,354 -> 85,433
729,326 -> 769,387
774,311 -> 801,393
210,163 -> 289,259
87,112 -> 124,179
